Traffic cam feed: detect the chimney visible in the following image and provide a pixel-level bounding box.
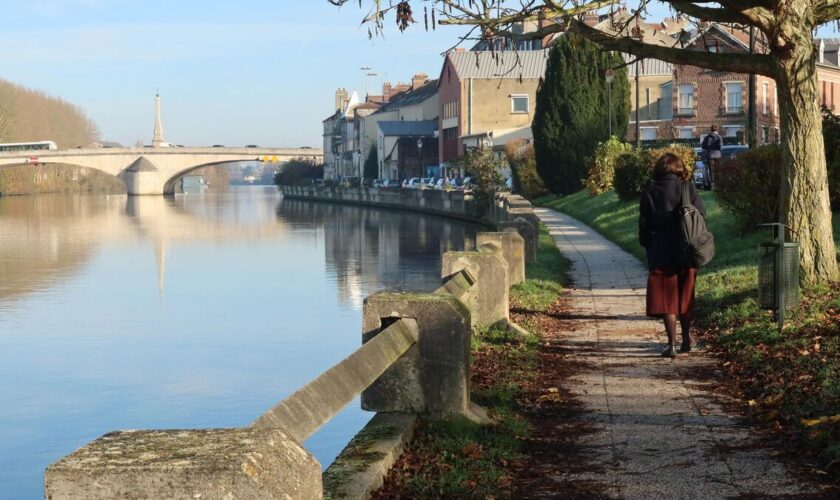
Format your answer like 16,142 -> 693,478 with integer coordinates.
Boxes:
383,82 -> 393,101
582,11 -> 600,27
335,88 -> 348,112
411,73 -> 429,90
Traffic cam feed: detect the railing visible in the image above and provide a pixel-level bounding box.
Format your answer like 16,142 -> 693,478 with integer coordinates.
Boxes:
677,107 -> 696,116
44,194 -> 540,500
723,105 -> 745,114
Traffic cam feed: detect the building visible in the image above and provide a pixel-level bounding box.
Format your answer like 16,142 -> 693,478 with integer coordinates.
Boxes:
323,76 -> 434,180
437,49 -> 549,174
618,21 -> 840,145
358,75 -> 439,179
667,24 -> 781,144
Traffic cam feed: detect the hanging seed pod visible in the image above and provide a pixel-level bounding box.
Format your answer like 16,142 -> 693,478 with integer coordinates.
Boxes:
432,7 -> 436,30
424,6 -> 428,31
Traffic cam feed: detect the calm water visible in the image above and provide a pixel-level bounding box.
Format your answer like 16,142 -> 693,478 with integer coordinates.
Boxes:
0,186 -> 479,498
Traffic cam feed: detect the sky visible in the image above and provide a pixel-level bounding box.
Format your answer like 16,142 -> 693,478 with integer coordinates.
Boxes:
0,1 -> 837,148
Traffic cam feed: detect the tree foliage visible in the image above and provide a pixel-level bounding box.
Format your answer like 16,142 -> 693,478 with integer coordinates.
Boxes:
505,141 -> 548,200
363,146 -> 378,180
585,136 -> 634,196
274,157 -> 325,186
533,33 -> 629,194
0,78 -> 99,147
456,146 -> 506,204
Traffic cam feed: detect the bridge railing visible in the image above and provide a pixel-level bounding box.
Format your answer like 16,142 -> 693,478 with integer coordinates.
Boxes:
44,226 -> 533,499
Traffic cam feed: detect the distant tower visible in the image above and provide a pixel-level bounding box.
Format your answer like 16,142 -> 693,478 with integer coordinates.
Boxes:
152,91 -> 165,147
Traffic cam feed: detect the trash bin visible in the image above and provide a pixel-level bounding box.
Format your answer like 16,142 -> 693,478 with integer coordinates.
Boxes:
757,223 -> 799,327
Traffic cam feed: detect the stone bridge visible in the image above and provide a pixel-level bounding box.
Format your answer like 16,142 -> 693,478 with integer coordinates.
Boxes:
0,147 -> 323,195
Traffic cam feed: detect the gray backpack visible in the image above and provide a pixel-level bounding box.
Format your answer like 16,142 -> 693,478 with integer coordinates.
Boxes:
680,182 -> 715,267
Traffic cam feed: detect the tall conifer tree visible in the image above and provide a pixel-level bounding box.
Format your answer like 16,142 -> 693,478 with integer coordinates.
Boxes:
533,33 -> 630,194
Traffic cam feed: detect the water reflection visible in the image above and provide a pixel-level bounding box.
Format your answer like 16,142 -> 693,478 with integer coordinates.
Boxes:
278,200 -> 477,307
0,187 -> 479,497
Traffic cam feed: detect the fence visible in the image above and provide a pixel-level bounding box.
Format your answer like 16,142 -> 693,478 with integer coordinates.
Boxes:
44,193 -> 538,500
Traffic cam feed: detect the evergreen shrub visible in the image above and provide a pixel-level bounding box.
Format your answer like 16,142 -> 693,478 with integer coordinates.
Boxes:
584,136 -> 633,196
611,145 -> 697,201
505,141 -> 548,200
714,145 -> 783,230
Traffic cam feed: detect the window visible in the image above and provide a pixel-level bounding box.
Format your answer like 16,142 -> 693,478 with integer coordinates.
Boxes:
443,101 -> 459,119
511,95 -> 529,114
723,125 -> 743,138
678,84 -> 694,115
763,126 -> 770,144
763,82 -> 769,115
725,82 -> 744,113
678,127 -> 694,139
640,127 -> 657,141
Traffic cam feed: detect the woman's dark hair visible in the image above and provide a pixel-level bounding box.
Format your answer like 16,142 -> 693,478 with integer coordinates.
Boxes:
653,153 -> 690,181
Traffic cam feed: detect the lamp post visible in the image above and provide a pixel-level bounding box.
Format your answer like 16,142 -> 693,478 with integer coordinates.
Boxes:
417,137 -> 424,177
605,69 -> 615,138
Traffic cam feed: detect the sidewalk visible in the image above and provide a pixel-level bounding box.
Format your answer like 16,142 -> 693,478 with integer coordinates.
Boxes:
533,207 -> 818,498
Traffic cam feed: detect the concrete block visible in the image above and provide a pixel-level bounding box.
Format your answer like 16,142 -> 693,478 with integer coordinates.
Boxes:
323,413 -> 416,500
477,231 -> 526,285
442,246 -> 510,329
498,217 -> 538,263
361,292 -> 486,422
45,428 -> 322,500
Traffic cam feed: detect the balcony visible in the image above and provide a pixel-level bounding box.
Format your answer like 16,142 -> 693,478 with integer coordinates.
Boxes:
723,105 -> 744,115
677,107 -> 695,116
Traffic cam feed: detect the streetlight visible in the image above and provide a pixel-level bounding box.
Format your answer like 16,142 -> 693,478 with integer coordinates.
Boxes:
417,137 -> 424,176
605,69 -> 615,138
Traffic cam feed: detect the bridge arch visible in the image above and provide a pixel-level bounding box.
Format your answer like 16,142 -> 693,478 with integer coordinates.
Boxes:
161,159 -> 269,195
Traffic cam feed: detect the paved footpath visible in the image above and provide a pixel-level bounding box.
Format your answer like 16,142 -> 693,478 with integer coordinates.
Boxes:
534,207 -> 819,499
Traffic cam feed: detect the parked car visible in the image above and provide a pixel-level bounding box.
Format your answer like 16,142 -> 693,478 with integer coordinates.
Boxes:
372,179 -> 385,188
434,178 -> 450,190
403,178 -> 421,189
694,145 -> 750,189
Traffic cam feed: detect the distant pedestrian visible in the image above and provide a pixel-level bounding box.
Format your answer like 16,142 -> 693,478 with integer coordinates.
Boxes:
639,153 -> 707,357
700,125 -> 722,189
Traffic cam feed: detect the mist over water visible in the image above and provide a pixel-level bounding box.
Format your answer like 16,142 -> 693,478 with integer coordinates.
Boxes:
0,186 -> 478,497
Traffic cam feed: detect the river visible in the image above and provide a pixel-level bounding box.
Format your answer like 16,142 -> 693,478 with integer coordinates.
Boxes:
0,186 -> 479,498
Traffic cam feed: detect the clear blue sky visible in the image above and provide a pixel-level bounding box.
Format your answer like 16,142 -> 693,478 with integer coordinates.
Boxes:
0,1 -> 836,148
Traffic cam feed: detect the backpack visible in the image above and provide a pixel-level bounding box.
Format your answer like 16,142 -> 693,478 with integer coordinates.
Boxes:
679,182 -> 715,267
702,133 -> 721,151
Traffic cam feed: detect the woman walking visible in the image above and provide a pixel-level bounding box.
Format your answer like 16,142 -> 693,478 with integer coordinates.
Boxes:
639,153 -> 707,357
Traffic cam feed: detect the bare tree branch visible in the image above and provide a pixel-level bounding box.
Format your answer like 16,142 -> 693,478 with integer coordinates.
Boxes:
569,19 -> 775,76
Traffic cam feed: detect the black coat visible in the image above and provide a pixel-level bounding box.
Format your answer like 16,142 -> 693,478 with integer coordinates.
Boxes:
639,174 -> 707,270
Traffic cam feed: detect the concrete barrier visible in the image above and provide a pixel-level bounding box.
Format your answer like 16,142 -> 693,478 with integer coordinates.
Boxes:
442,245 -> 510,329
360,291 -> 489,424
499,217 -> 538,263
45,428 -> 322,500
477,232 -> 526,285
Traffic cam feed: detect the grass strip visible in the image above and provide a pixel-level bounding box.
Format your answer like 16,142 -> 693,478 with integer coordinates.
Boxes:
538,190 -> 840,470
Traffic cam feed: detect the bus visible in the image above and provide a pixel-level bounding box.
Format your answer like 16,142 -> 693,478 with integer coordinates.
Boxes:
0,141 -> 58,153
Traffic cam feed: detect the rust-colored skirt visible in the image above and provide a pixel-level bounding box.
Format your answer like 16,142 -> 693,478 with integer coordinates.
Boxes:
646,268 -> 697,317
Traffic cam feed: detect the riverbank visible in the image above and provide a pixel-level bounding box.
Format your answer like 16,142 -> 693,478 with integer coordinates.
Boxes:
539,190 -> 840,482
0,164 -> 125,196
371,226 -> 570,497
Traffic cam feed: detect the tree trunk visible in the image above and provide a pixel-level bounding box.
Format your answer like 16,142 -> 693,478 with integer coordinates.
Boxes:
776,38 -> 839,284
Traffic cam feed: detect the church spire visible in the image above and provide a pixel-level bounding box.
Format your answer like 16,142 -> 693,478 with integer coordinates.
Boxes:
152,91 -> 165,147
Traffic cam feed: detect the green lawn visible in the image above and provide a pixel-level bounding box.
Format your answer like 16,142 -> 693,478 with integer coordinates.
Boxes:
537,190 -> 840,466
